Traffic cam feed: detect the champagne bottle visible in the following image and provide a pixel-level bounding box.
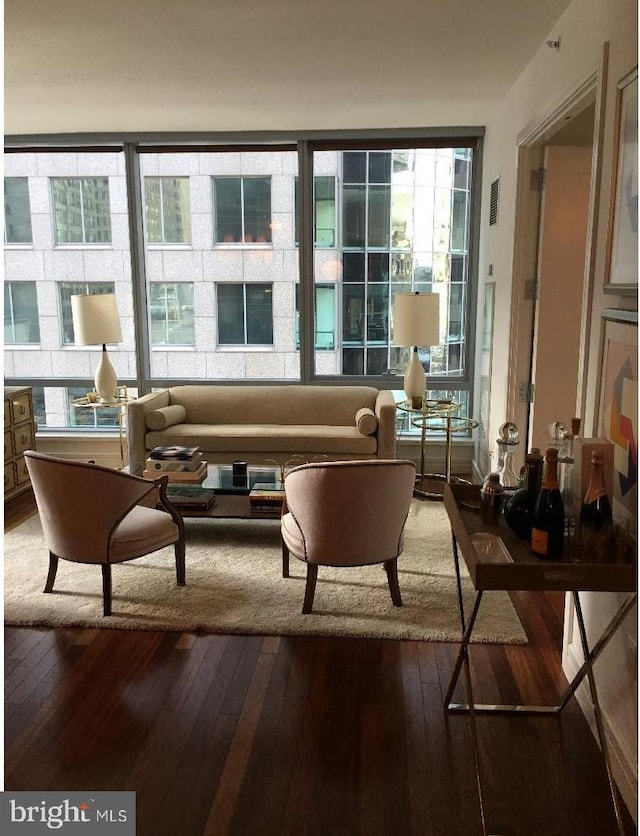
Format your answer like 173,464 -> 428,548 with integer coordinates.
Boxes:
531,448 -> 565,559
503,448 -> 544,539
579,452 -> 612,529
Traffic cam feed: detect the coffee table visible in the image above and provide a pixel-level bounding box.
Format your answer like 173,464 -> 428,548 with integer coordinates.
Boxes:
165,463 -> 285,520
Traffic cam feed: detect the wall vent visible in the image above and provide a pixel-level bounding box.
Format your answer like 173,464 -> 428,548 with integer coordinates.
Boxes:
489,177 -> 500,226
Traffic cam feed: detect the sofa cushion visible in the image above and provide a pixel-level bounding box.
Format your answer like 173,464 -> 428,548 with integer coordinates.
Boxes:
145,404 -> 187,431
355,407 -> 378,436
145,424 -> 377,456
168,385 -> 379,426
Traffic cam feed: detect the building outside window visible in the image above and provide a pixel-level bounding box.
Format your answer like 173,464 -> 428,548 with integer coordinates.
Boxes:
213,177 -> 272,243
295,284 -> 335,349
4,282 -> 40,344
59,281 -> 116,344
51,177 -> 112,244
149,282 -> 195,345
4,177 -> 32,244
294,176 -> 336,247
145,177 -> 191,244
217,283 -> 273,345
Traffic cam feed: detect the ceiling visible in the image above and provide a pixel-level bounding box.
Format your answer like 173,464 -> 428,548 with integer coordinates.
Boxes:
5,0 -> 574,135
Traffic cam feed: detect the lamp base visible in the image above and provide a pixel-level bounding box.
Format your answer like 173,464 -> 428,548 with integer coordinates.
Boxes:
95,346 -> 118,403
404,347 -> 426,401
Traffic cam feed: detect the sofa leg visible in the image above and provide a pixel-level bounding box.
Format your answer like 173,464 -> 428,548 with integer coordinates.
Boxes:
175,539 -> 186,586
302,564 -> 318,614
384,558 -> 403,607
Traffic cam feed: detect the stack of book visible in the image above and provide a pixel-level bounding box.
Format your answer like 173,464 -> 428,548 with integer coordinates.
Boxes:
249,482 -> 286,513
143,446 -> 207,483
165,485 -> 216,510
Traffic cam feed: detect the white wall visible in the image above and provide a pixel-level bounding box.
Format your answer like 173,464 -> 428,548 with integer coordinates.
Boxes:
480,0 -> 638,815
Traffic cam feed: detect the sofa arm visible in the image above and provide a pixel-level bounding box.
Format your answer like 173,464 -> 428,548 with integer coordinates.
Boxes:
374,390 -> 397,459
126,389 -> 171,475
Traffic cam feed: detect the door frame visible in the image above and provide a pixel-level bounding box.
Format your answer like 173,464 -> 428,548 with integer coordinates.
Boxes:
506,43 -> 609,450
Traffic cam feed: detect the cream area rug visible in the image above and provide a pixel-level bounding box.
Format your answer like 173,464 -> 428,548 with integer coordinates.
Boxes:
4,501 -> 527,644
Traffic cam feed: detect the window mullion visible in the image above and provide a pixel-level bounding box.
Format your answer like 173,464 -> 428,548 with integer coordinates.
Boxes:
79,181 -> 86,244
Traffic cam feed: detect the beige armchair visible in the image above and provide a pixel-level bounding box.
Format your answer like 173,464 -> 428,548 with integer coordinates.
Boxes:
280,459 -> 416,614
24,451 -> 185,617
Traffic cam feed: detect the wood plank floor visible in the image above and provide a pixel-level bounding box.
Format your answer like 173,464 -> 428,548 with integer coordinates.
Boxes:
4,492 -> 636,835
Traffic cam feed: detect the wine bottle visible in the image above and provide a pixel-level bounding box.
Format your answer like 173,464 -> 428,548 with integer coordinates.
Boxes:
503,448 -> 544,539
579,452 -> 612,529
531,448 -> 565,559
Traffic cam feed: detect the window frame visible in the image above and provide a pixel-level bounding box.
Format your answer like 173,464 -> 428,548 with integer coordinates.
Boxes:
4,130 -> 482,431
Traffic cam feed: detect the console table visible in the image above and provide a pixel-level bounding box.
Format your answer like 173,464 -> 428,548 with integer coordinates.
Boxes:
443,483 -> 636,836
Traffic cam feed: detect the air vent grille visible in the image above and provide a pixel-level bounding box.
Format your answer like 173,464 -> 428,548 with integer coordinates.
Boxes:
489,177 -> 499,226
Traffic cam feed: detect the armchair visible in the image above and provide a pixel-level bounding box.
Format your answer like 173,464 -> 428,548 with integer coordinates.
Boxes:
24,451 -> 185,616
281,459 -> 416,614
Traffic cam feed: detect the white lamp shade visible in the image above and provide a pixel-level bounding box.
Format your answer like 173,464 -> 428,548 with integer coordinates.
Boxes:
392,292 -> 440,347
71,293 -> 122,345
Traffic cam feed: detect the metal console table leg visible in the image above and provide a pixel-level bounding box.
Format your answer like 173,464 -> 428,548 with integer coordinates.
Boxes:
444,533 -> 636,835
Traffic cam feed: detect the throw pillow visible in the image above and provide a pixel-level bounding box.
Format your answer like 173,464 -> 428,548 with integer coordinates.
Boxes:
355,407 -> 378,436
145,405 -> 187,431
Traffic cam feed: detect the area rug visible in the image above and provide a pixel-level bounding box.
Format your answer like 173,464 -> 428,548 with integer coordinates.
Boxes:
3,501 -> 527,644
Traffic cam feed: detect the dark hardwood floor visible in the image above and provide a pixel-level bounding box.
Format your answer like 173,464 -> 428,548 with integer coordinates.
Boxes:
4,491 -> 636,835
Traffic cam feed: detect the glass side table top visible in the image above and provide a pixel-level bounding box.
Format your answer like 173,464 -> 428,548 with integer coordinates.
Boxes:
396,398 -> 462,418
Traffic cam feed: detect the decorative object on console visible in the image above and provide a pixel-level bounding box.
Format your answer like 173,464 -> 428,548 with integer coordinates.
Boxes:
70,293 -> 123,403
494,422 -> 520,490
392,291 -> 440,400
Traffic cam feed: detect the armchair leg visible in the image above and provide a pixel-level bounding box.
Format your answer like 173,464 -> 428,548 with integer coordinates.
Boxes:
101,564 -> 112,617
384,558 -> 403,607
302,564 -> 318,614
44,552 -> 59,593
175,539 -> 186,586
282,539 -> 290,578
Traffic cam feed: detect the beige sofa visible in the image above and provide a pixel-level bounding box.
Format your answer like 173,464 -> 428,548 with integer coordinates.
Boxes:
126,384 -> 397,476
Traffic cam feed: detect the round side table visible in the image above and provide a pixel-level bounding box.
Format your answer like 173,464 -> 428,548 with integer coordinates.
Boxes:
397,399 -> 478,500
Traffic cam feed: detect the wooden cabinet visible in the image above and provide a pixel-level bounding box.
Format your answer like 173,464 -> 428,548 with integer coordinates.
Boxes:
4,386 -> 36,503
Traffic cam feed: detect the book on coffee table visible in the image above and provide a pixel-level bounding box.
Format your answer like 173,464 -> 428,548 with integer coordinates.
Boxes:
144,461 -> 207,483
149,445 -> 200,460
249,483 -> 286,511
165,485 -> 216,510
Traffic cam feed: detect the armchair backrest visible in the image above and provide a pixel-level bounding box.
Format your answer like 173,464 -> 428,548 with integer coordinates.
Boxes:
283,459 -> 416,566
24,451 -> 157,564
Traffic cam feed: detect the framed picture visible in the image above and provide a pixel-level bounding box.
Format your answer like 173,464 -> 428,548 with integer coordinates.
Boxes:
604,67 -> 638,294
597,309 -> 638,523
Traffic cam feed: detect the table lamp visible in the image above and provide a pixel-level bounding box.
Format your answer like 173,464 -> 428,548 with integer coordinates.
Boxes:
392,292 -> 440,402
71,293 -> 123,403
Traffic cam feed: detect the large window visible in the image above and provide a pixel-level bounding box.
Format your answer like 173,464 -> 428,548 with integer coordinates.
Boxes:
149,282 -> 195,345
145,177 -> 191,244
4,178 -> 32,244
213,177 -> 271,243
217,283 -> 273,345
52,177 -> 112,244
5,136 -> 479,431
4,282 -> 40,344
59,281 -> 116,344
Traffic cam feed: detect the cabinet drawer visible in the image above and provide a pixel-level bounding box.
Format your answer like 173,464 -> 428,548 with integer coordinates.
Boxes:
4,463 -> 16,493
12,423 -> 35,457
11,392 -> 32,425
4,398 -> 11,429
5,430 -> 13,462
15,457 -> 30,486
